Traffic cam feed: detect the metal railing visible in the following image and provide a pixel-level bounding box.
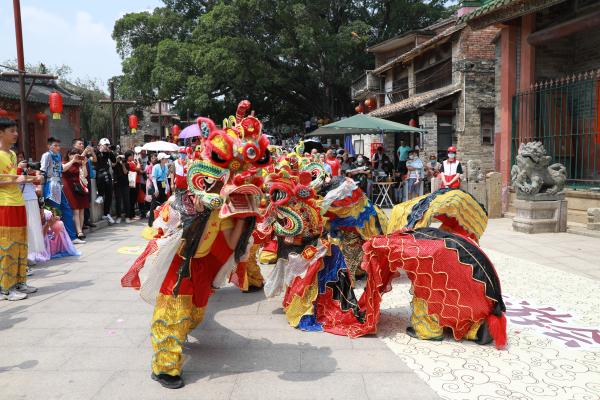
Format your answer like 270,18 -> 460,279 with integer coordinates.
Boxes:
350,70 -> 380,99
511,70 -> 600,187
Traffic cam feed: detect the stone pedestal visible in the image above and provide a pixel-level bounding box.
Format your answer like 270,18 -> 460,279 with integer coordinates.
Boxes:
486,172 -> 502,218
89,179 -> 104,223
513,199 -> 568,233
467,182 -> 487,209
430,177 -> 441,193
588,208 -> 600,231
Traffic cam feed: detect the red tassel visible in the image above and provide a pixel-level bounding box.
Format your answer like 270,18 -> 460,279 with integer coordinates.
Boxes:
487,313 -> 507,350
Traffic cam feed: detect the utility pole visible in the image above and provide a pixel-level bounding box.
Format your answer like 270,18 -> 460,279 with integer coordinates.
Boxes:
7,0 -> 59,158
13,0 -> 27,156
99,79 -> 135,145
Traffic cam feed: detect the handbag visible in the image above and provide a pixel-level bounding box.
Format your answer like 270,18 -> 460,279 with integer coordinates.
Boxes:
73,181 -> 86,195
128,171 -> 137,188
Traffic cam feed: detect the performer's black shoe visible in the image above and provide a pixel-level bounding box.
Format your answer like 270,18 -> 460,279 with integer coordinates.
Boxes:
151,373 -> 184,389
406,326 -> 443,341
475,321 -> 493,345
243,285 -> 264,293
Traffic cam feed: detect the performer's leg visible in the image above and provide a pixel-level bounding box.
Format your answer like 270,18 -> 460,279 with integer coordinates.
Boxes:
150,293 -> 205,378
463,319 -> 492,345
0,206 -> 28,296
464,320 -> 483,341
408,296 -> 444,340
244,244 -> 264,290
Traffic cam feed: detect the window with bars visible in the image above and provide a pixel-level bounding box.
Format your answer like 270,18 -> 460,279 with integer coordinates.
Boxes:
480,109 -> 495,145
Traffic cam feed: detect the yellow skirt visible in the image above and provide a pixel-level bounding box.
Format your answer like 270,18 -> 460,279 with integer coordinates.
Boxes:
0,205 -> 28,291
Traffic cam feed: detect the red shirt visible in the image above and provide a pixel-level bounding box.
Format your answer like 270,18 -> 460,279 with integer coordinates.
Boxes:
325,157 -> 341,176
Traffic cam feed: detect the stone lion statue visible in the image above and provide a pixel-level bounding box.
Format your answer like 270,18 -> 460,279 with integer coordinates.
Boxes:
510,141 -> 566,199
466,159 -> 484,183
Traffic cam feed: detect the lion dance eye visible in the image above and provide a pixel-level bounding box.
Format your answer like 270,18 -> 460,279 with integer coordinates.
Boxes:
246,147 -> 257,160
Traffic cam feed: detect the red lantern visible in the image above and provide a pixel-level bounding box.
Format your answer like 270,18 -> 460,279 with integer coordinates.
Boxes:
129,114 -> 139,134
0,108 -> 9,118
35,112 -> 48,126
171,124 -> 181,138
355,103 -> 364,114
365,98 -> 374,109
49,92 -> 63,120
408,118 -> 417,127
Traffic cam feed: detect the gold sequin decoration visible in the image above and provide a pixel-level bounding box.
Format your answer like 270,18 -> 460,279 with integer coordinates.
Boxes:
150,294 -> 206,376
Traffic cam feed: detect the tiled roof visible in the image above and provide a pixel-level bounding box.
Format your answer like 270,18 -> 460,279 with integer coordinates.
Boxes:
460,0 -> 567,25
372,24 -> 464,75
0,77 -> 82,106
459,0 -> 519,23
369,83 -> 462,118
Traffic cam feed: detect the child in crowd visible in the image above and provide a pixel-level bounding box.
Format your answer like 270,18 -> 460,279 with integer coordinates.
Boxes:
33,203 -> 81,263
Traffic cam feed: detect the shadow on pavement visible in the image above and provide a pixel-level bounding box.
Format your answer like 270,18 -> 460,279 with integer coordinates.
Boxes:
181,287 -> 337,385
0,359 -> 39,372
0,278 -> 94,330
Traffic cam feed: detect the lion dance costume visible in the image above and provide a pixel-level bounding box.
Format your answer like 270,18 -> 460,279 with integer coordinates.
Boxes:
358,189 -> 507,348
122,100 -> 271,388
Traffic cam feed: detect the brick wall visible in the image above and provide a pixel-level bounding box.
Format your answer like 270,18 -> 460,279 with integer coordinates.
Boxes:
419,112 -> 438,158
573,28 -> 600,74
535,36 -> 572,80
452,25 -> 498,173
534,1 -> 600,80
457,25 -> 499,61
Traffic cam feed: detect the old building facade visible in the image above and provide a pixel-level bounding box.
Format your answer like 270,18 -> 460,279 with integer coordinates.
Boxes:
351,14 -> 499,171
0,76 -> 81,159
464,0 -> 600,222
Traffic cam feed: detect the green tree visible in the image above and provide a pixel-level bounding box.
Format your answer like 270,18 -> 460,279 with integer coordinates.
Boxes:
112,0 -> 453,126
63,79 -> 115,142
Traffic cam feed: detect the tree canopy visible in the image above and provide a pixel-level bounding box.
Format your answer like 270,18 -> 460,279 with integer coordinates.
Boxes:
112,0 -> 453,126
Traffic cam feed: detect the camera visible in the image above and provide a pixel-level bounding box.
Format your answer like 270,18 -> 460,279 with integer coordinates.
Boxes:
27,161 -> 41,170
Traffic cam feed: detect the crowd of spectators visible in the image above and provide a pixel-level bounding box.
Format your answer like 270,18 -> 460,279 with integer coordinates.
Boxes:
2,130 -> 190,301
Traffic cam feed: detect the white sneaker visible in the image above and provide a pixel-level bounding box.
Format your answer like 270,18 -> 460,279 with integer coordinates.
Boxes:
125,218 -> 132,223
116,217 -> 122,224
1,289 -> 28,301
95,196 -> 104,204
26,268 -> 33,276
73,238 -> 86,244
103,214 -> 115,224
15,283 -> 37,294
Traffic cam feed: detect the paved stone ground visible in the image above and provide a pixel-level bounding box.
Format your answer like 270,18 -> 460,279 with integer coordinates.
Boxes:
480,218 -> 600,281
1,218 -> 598,400
0,221 -> 439,400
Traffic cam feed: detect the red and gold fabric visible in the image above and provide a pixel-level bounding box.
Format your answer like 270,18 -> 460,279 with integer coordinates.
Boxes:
230,243 -> 264,291
151,228 -> 234,376
387,188 -> 488,242
356,227 -> 507,349
0,205 -> 27,291
0,150 -> 27,291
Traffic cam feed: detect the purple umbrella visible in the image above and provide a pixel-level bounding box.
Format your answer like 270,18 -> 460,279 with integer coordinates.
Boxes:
179,123 -> 200,139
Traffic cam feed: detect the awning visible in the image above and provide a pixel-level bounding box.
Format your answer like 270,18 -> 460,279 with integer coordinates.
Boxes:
307,113 -> 425,137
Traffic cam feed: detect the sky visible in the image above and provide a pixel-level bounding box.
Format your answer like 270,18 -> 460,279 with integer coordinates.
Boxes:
0,0 -> 164,91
